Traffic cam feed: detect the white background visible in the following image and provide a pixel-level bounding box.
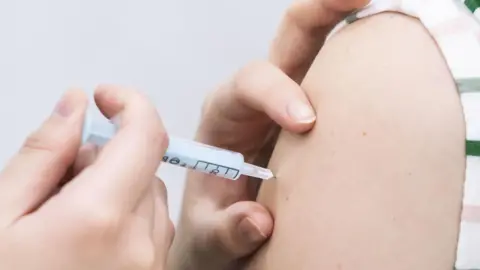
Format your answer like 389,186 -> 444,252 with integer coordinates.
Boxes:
0,0 -> 291,223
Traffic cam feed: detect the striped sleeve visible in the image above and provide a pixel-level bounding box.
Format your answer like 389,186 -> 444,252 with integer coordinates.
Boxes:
464,0 -> 480,17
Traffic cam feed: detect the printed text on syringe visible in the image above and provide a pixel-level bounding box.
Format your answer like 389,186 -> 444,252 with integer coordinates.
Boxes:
162,155 -> 240,179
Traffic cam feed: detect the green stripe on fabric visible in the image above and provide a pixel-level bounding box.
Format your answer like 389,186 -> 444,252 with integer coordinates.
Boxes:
464,0 -> 480,13
466,140 -> 480,156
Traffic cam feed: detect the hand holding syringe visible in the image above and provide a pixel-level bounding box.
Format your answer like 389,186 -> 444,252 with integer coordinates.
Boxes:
82,108 -> 274,180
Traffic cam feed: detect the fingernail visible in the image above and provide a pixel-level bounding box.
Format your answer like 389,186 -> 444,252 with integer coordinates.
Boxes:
53,92 -> 74,117
238,217 -> 267,243
287,100 -> 316,123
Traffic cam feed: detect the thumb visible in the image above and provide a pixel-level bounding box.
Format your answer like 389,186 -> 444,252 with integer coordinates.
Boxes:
217,201 -> 273,258
270,0 -> 370,82
0,90 -> 87,226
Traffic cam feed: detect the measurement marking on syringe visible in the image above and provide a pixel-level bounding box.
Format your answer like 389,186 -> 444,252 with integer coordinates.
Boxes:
194,161 -> 240,179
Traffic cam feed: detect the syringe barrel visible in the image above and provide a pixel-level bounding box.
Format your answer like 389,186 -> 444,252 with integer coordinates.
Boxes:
164,138 -> 244,180
82,109 -> 116,146
82,110 -> 245,180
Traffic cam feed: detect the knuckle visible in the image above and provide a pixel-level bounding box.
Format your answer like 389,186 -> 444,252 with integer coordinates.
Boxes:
233,61 -> 277,101
78,207 -> 121,235
20,119 -> 76,158
21,131 -> 57,155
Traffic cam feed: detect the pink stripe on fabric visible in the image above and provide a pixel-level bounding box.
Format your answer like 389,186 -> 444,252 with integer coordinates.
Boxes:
462,205 -> 480,223
429,15 -> 476,37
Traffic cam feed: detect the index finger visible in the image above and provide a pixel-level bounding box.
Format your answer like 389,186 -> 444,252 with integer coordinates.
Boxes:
269,0 -> 370,82
66,85 -> 168,212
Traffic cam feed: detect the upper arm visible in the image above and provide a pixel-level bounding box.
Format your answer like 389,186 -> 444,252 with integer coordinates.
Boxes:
245,12 -> 466,270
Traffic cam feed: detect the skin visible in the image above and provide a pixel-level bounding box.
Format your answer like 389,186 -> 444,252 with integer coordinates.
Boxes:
0,86 -> 174,270
0,2 -> 371,268
168,60 -> 318,270
246,10 -> 465,270
172,0 -> 466,269
0,1 -> 466,269
169,0 -> 371,269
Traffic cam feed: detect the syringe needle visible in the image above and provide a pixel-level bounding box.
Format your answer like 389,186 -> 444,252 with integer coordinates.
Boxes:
241,163 -> 274,180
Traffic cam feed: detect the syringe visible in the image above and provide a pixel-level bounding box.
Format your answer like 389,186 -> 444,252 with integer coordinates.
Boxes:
81,109 -> 274,181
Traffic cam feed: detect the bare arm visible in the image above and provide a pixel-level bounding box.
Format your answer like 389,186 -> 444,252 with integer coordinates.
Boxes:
245,12 -> 465,270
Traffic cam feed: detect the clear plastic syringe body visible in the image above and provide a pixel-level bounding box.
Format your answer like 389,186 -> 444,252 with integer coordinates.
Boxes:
81,109 -> 273,181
